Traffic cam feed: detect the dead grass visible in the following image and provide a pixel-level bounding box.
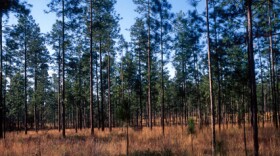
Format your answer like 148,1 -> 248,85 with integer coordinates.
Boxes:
0,123 -> 279,156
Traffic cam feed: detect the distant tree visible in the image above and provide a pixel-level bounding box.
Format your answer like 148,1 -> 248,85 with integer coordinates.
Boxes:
130,19 -> 147,127
152,0 -> 173,135
5,13 -> 47,133
187,118 -> 195,152
46,20 -> 62,131
92,0 -> 120,131
6,73 -> 24,132
133,0 -> 153,130
47,0 -> 83,137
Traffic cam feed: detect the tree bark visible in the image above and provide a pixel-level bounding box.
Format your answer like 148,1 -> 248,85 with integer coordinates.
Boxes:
206,0 -> 216,154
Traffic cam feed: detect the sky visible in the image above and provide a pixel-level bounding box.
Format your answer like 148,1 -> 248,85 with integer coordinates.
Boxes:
19,0 -> 198,40
8,0 -> 204,78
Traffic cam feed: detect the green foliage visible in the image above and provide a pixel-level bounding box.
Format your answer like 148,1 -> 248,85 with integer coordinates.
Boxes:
187,118 -> 195,135
116,98 -> 130,123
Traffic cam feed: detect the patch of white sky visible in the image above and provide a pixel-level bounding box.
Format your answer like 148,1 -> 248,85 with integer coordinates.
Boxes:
7,0 -> 204,79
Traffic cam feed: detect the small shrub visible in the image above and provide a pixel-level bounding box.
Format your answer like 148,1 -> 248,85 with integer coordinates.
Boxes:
187,118 -> 195,135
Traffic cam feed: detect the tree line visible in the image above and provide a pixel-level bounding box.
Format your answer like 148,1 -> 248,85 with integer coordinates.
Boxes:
0,0 -> 279,155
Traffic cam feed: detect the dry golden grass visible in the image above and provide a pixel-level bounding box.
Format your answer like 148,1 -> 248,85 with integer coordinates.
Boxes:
0,123 -> 279,156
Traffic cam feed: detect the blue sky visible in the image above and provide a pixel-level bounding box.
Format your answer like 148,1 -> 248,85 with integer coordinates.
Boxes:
9,0 -> 202,41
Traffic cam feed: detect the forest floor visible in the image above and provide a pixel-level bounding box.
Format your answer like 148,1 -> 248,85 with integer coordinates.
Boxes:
0,123 -> 279,156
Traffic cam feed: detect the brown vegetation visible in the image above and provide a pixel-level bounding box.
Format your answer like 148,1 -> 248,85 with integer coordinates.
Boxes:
0,124 -> 279,156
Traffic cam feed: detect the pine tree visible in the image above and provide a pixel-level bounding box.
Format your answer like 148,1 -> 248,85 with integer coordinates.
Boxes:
0,0 -> 29,139
152,0 -> 173,135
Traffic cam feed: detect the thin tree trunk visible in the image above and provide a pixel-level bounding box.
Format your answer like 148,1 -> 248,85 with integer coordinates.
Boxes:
246,0 -> 259,155
96,46 -> 100,130
213,1 -> 222,132
75,100 -> 78,133
89,0 -> 94,136
24,21 -> 28,135
242,86 -> 248,156
62,0 -> 66,138
268,0 -> 278,129
257,39 -> 265,128
160,9 -> 165,136
206,0 -> 216,154
147,0 -> 152,130
34,51 -> 38,132
138,48 -> 142,128
99,37 -> 104,131
58,37 -> 61,132
108,51 -> 111,132
126,120 -> 129,156
0,9 -> 3,139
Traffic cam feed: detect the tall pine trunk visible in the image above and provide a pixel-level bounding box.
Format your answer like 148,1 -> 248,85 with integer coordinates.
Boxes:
89,0 -> 94,136
206,0 -> 216,154
147,0 -> 152,130
24,22 -> 28,134
138,48 -> 142,128
58,37 -> 61,131
99,37 -> 104,131
257,39 -> 265,127
108,51 -> 111,131
160,8 -> 164,135
0,9 -> 3,139
246,0 -> 259,155
268,0 -> 278,129
34,51 -> 38,132
62,0 -> 66,138
96,44 -> 100,130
